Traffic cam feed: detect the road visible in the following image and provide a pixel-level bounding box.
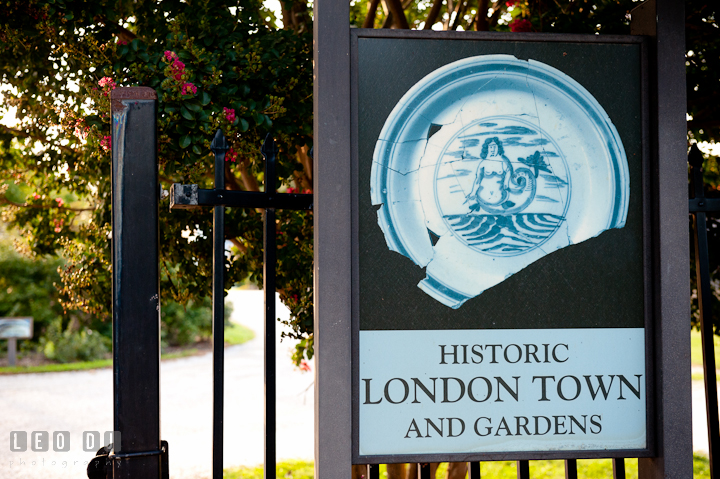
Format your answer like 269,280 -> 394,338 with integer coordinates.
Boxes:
0,290 -> 314,479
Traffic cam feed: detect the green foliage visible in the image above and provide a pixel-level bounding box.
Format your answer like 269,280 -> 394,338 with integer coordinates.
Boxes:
0,1 -> 314,363
0,241 -> 79,343
39,318 -> 109,363
161,297 -> 234,346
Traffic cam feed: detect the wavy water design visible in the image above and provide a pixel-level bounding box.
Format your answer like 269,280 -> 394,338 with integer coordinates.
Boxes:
444,214 -> 565,254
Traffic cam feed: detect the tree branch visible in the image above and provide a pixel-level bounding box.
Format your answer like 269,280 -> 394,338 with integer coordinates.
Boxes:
0,194 -> 95,212
0,125 -> 76,154
386,0 -> 410,28
363,0 -> 382,28
475,0 -> 490,30
423,0 -> 444,29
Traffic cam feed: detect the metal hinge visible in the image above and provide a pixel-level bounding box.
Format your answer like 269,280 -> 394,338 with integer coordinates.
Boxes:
87,441 -> 169,479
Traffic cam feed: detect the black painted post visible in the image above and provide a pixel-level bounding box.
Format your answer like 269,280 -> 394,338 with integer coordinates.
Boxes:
516,460 -> 530,479
612,458 -> 626,479
210,130 -> 229,479
468,462 -> 481,479
110,87 -> 161,479
366,464 -> 380,479
417,463 -> 431,479
262,135 -> 278,479
564,459 -> 577,479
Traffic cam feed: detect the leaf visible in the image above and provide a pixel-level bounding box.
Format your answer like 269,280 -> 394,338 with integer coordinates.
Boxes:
179,135 -> 192,149
200,91 -> 211,106
180,106 -> 194,120
185,102 -> 202,112
138,52 -> 150,62
192,144 -> 202,155
239,119 -> 249,132
130,39 -> 141,51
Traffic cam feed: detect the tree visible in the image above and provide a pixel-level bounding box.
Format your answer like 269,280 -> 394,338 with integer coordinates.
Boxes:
0,0 -> 314,363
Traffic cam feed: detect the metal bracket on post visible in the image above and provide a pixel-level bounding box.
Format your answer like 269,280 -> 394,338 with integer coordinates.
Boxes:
87,441 -> 169,479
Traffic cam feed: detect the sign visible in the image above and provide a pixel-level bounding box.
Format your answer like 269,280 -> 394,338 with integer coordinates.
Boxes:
0,318 -> 33,339
353,34 -> 650,461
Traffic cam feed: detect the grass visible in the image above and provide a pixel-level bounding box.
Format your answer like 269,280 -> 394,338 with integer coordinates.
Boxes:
224,455 -> 711,479
225,322 -> 255,345
0,323 -> 254,375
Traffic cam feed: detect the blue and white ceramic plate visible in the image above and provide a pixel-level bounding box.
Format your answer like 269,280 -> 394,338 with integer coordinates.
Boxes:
370,54 -> 629,308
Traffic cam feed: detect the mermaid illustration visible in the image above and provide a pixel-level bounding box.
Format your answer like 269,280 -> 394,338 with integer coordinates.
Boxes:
466,137 -> 539,215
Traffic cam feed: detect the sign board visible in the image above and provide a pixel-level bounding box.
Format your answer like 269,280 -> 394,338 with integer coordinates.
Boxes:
352,32 -> 651,462
0,317 -> 33,339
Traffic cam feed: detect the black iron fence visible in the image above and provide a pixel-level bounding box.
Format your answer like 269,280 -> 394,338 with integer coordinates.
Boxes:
96,89 -> 711,478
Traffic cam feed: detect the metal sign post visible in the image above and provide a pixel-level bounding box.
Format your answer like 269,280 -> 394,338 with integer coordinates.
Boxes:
313,0 -> 690,477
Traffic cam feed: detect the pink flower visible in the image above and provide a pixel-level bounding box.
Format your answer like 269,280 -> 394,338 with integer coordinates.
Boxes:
98,77 -> 115,88
181,82 -> 197,95
223,107 -> 236,123
74,119 -> 88,140
299,360 -> 311,372
225,148 -> 238,163
98,77 -> 117,96
32,193 -> 40,200
116,38 -> 128,45
100,135 -> 111,151
164,51 -> 178,61
55,198 -> 64,207
286,187 -> 296,194
53,219 -> 64,233
303,189 -> 312,195
506,0 -> 516,6
509,18 -> 532,32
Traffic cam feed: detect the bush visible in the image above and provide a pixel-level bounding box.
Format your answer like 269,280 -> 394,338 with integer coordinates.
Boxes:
40,319 -> 109,363
161,297 -> 234,347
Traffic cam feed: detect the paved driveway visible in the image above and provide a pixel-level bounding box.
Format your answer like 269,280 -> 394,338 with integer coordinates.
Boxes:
0,290 -> 314,479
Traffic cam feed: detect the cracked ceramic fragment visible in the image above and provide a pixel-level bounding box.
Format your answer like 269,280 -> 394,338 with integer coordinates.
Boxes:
370,54 -> 629,308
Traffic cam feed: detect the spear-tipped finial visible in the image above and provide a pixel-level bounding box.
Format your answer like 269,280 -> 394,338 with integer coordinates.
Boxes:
210,129 -> 229,154
689,143 -> 704,169
261,133 -> 278,160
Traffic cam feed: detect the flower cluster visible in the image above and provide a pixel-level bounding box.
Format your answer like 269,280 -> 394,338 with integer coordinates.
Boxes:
506,0 -> 516,6
223,107 -> 236,123
98,77 -> 117,96
73,119 -> 89,140
285,187 -> 312,195
100,135 -> 111,151
225,147 -> 238,162
32,193 -> 41,200
299,360 -> 311,372
181,82 -> 197,95
164,51 -> 185,80
509,18 -> 532,32
53,219 -> 64,233
116,38 -> 128,46
55,198 -> 64,207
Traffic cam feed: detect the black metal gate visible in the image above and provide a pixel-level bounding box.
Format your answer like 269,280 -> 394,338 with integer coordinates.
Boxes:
168,129 -> 313,479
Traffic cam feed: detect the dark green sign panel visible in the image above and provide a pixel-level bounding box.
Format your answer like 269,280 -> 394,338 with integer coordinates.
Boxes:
353,33 -> 651,460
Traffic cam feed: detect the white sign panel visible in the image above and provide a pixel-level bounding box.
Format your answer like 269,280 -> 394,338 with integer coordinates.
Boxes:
359,328 -> 645,455
0,317 -> 33,339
